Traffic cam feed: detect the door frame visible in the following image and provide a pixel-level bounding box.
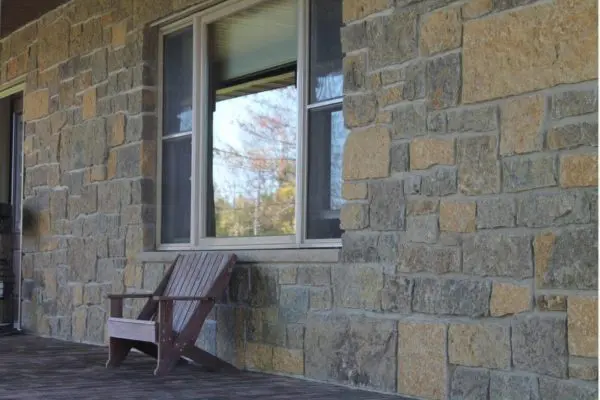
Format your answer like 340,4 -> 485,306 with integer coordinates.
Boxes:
0,79 -> 25,331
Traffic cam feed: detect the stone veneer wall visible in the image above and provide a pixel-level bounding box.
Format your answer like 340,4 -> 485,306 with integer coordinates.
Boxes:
1,0 -> 597,399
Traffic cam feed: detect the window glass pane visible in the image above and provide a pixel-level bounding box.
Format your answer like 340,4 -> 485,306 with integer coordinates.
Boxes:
211,0 -> 297,82
306,103 -> 349,240
309,0 -> 343,103
161,135 -> 192,243
163,26 -> 193,136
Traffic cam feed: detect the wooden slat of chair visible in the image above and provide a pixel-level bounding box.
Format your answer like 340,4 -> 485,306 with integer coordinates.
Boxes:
105,252 -> 237,376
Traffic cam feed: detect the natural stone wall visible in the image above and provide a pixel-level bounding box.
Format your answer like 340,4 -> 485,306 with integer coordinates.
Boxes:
0,0 -> 597,399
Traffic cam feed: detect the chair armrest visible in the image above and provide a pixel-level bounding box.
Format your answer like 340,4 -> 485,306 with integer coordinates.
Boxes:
107,293 -> 153,299
152,296 -> 215,302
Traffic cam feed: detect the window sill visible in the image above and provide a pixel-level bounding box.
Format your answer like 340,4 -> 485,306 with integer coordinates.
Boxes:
137,247 -> 341,264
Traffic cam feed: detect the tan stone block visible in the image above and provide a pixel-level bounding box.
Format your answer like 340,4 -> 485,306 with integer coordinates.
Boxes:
112,20 -> 127,48
463,0 -> 597,103
534,232 -> 555,289
398,322 -> 447,400
38,18 -> 70,70
107,150 -> 117,179
490,282 -> 531,316
377,84 -> 405,108
43,267 -> 57,299
37,210 -> 51,236
343,126 -> 390,180
110,113 -> 126,146
407,198 -> 439,215
82,89 -> 96,120
72,283 -> 83,306
23,90 -> 49,121
448,323 -> 511,369
410,138 -> 455,170
278,267 -> 297,285
568,296 -> 598,357
560,154 -> 597,188
6,53 -> 26,81
343,0 -> 389,22
273,347 -> 304,375
462,0 -> 493,19
72,307 -> 87,342
420,7 -> 462,55
500,94 -> 544,155
439,201 -> 476,232
340,203 -> 368,230
245,342 -> 274,372
342,182 -> 367,200
124,263 -> 142,288
89,165 -> 106,182
536,294 -> 567,312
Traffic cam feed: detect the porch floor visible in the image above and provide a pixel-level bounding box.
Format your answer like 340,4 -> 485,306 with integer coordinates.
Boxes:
0,335 -> 406,399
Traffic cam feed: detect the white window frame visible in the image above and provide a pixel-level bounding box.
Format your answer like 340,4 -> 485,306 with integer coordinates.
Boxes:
156,0 -> 344,251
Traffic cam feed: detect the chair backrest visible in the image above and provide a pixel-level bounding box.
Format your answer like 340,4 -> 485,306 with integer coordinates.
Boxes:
162,252 -> 236,333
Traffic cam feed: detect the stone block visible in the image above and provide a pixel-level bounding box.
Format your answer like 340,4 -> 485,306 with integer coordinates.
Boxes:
512,314 -> 568,378
109,113 -> 126,147
427,111 -> 446,133
85,306 -> 106,344
369,179 -> 405,231
309,287 -> 332,310
547,120 -> 598,150
297,265 -> 330,286
447,105 -> 497,133
342,182 -> 367,200
440,201 -> 476,233
38,18 -> 70,71
23,90 -> 49,121
516,190 -> 590,228
560,154 -> 597,188
449,322 -> 511,368
286,324 -> 304,350
420,7 -> 461,56
340,203 -> 368,230
341,232 -> 379,263
462,0 -> 597,103
399,244 -> 460,274
463,0 -> 493,18
538,377 -> 598,400
502,154 -> 557,193
534,227 -> 597,290
249,266 -> 278,308
279,286 -> 309,323
407,198 -> 438,216
477,197 -> 516,229
500,94 -> 544,155
343,0 -> 388,22
216,306 -> 246,368
551,86 -> 597,119
343,52 -> 366,92
112,20 -> 128,48
278,266 -> 297,285
426,52 -> 461,110
569,357 -> 598,381
490,282 -> 531,317
536,294 -> 567,312
398,321 -> 447,400
343,126 -> 390,180
306,313 -> 397,392
568,296 -> 598,357
82,89 -> 96,120
377,232 -> 400,265
406,215 -> 438,244
410,138 -> 455,170
341,21 -> 367,53
381,275 -> 412,313
450,367 -> 490,400
273,347 -> 304,375
422,167 -> 458,196
343,93 -> 376,128
245,342 -> 273,372
463,233 -> 532,279
392,102 -> 427,138
367,11 -> 417,70
457,135 -> 500,195
70,18 -> 103,58
332,264 -> 383,311
489,372 -> 539,400
390,142 -> 409,173
412,277 -> 491,317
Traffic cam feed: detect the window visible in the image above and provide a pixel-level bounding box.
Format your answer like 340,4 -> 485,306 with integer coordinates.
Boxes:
158,0 -> 347,249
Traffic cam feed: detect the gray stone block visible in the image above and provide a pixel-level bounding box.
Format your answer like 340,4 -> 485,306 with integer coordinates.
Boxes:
279,286 -> 309,323
426,52 -> 461,109
427,111 -> 447,133
547,121 -> 598,150
377,232 -> 400,265
463,233 -> 532,278
477,197 -> 516,229
490,372 -> 539,400
366,11 -> 417,70
406,215 -> 439,244
447,105 -> 498,133
332,264 -> 383,311
404,174 -> 422,195
392,102 -> 427,138
422,167 -> 458,196
369,179 -> 405,231
516,191 -> 590,227
512,314 -> 567,378
249,266 -> 278,307
412,277 -> 491,317
195,320 -> 217,356
305,313 -> 397,392
297,265 -> 331,286
538,377 -> 598,400
457,135 -> 500,195
551,86 -> 598,119
450,367 -> 490,400
502,155 -> 558,193
399,243 -> 460,274
391,142 -> 409,173
341,232 -> 379,263
341,21 -> 367,53
381,275 -> 412,313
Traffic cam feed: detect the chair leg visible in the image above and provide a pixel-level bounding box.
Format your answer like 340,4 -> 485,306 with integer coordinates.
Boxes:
106,338 -> 132,368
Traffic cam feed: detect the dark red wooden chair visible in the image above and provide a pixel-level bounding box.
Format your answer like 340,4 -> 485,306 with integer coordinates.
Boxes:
105,252 -> 237,376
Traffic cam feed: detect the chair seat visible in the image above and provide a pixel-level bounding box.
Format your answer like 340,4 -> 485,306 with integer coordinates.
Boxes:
107,317 -> 158,343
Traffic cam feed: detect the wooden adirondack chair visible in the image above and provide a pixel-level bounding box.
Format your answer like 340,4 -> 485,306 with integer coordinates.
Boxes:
105,252 -> 238,376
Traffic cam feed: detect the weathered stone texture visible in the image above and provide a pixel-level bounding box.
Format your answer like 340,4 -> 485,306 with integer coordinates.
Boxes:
369,179 -> 405,231
538,377 -> 598,400
439,201 -> 476,233
366,11 -> 417,70
512,314 -> 568,378
567,296 -> 598,358
490,282 -> 531,317
516,190 -> 590,228
343,127 -> 390,180
457,135 -> 500,195
412,278 -> 491,317
410,137 -> 454,170
398,244 -> 460,274
419,7 -> 461,56
398,322 -> 447,400
569,357 -> 598,381
332,264 -> 382,311
450,367 -> 489,400
449,323 -> 511,369
547,120 -> 598,150
500,94 -> 544,155
502,154 -> 558,193
551,86 -> 598,119
463,233 -> 532,279
426,52 -> 461,110
462,0 -> 598,102
489,372 -> 539,400
305,313 -> 397,392
560,154 -> 598,188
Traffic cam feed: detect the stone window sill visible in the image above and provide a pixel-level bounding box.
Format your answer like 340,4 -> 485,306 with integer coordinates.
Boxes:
137,248 -> 341,264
